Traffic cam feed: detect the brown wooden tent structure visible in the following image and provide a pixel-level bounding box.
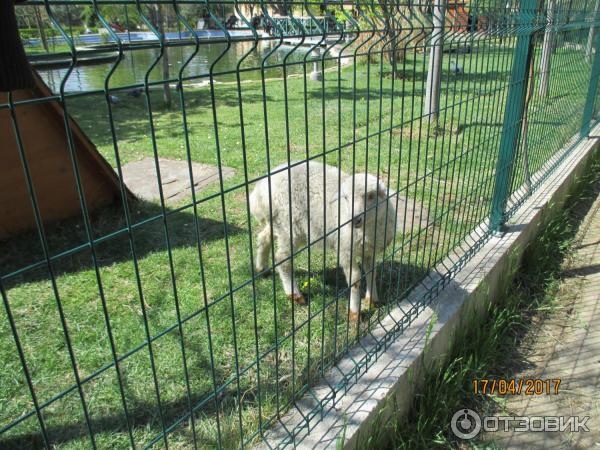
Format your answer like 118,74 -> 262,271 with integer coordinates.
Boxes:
0,73 -> 124,240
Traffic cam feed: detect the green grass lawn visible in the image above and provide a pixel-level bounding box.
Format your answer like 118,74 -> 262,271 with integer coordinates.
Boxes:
25,43 -> 74,56
380,154 -> 600,450
0,36 -> 593,449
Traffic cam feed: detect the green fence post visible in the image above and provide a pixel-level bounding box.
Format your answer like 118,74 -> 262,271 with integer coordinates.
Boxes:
489,0 -> 537,232
581,24 -> 600,137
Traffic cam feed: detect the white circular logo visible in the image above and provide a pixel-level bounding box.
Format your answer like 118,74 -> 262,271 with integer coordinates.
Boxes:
451,409 -> 482,440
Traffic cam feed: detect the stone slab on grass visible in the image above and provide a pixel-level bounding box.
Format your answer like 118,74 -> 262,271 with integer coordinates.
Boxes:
121,157 -> 234,204
394,195 -> 430,233
121,157 -> 430,233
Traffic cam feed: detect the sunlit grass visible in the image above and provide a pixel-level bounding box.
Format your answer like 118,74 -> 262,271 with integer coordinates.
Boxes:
0,37 -> 592,449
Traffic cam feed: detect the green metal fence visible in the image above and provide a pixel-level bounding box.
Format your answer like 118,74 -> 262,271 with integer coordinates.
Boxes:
2,0 -> 599,448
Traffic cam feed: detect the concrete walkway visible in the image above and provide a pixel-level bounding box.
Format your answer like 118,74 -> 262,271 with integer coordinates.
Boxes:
490,188 -> 600,449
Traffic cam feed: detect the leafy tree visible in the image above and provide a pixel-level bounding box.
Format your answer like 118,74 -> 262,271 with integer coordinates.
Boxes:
80,5 -> 141,29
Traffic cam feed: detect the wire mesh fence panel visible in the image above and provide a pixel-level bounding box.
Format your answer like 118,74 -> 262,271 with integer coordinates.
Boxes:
1,0 -> 599,448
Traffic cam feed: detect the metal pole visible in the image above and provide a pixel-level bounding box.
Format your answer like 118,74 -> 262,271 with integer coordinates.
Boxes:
587,0 -> 600,62
490,0 -> 536,232
539,0 -> 554,97
521,47 -> 536,193
582,23 -> 600,136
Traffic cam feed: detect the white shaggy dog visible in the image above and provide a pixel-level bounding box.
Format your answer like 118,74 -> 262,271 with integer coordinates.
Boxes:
249,161 -> 396,321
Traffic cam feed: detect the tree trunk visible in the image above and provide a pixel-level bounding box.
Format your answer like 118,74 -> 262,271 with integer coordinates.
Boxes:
34,6 -> 49,53
424,0 -> 445,124
271,2 -> 288,17
156,5 -> 172,108
381,2 -> 404,78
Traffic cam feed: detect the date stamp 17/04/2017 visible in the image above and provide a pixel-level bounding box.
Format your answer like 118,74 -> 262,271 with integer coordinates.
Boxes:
472,378 -> 561,396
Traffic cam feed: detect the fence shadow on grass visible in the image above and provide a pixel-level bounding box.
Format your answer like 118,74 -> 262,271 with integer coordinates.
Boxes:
0,197 -> 244,288
293,260 -> 429,304
0,258 -> 430,450
65,88 -> 277,150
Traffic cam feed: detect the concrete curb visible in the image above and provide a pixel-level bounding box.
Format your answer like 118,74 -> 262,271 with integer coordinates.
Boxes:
257,127 -> 600,449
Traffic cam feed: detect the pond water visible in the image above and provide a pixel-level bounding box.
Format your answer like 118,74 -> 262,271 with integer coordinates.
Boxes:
39,40 -> 331,93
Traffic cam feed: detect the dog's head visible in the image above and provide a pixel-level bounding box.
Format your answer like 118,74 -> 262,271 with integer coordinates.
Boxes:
338,174 -> 389,229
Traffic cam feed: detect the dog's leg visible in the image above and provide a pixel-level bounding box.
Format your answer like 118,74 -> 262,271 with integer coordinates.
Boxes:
254,224 -> 272,275
364,254 -> 378,310
275,247 -> 305,305
342,257 -> 362,322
